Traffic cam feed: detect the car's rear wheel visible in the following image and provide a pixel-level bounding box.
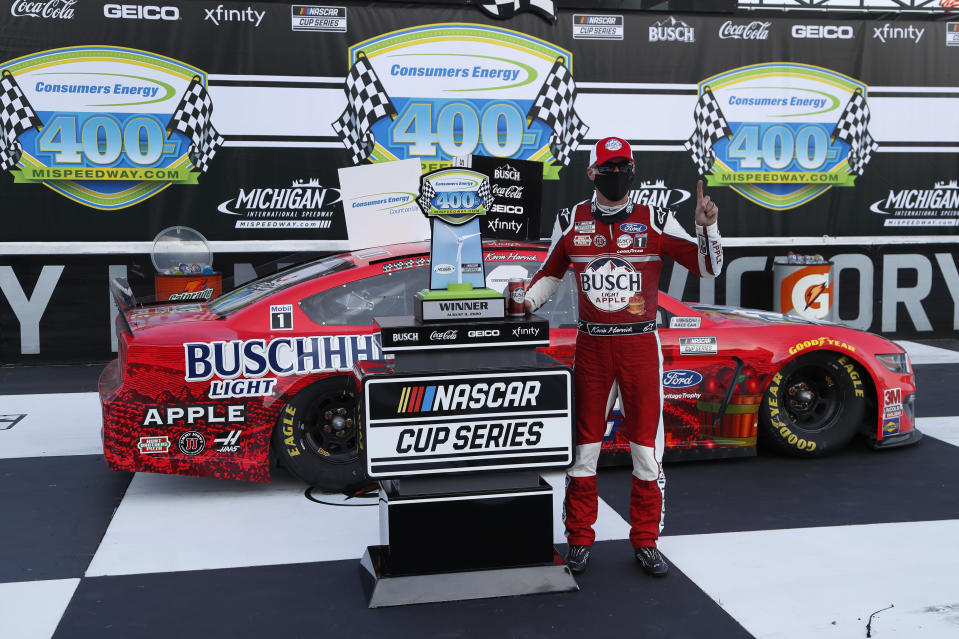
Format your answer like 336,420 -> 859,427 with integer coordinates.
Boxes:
758,352 -> 867,457
272,376 -> 367,491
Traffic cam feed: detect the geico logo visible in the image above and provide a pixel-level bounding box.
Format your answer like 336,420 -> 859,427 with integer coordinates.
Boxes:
491,204 -> 524,214
429,380 -> 541,411
395,421 -> 544,453
184,335 -> 380,381
792,24 -> 853,39
142,404 -> 245,426
103,4 -> 180,19
467,329 -> 500,337
580,272 -> 642,292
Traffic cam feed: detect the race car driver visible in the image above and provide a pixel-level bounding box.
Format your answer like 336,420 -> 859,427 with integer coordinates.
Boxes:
524,136 -> 722,577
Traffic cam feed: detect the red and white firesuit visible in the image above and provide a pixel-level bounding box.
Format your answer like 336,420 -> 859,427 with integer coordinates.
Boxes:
526,197 -> 723,548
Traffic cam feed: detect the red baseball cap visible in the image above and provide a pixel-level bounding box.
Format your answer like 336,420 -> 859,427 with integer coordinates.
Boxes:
589,137 -> 633,167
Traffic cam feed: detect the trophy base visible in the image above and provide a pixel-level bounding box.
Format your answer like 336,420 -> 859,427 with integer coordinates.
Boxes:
415,284 -> 506,322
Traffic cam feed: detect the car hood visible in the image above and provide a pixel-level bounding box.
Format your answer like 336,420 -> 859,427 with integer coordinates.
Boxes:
688,304 -> 838,328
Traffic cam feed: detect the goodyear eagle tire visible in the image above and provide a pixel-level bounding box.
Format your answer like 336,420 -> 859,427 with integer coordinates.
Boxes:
272,376 -> 367,491
758,352 -> 867,457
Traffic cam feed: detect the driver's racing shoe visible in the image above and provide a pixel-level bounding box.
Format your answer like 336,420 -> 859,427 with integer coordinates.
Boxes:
565,545 -> 591,575
634,546 -> 669,577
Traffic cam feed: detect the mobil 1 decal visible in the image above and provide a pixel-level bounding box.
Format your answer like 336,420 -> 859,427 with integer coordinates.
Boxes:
685,63 -> 877,211
363,370 -> 573,477
331,24 -> 589,179
0,46 -> 222,210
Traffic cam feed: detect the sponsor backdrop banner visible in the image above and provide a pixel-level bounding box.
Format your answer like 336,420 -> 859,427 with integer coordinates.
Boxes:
0,3 -> 956,244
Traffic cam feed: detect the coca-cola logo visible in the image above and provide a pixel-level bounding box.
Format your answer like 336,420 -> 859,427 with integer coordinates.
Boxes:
10,0 -> 76,18
718,20 -> 770,40
492,184 -> 524,199
662,369 -> 704,389
429,330 -> 458,341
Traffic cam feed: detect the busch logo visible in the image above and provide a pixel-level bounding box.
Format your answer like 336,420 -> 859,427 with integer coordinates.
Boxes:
494,164 -> 521,181
184,335 -> 381,382
429,330 -> 458,341
649,16 -> 694,43
394,332 -> 418,342
579,257 -> 642,311
492,184 -> 524,199
11,0 -> 76,18
719,20 -> 770,40
662,369 -> 704,389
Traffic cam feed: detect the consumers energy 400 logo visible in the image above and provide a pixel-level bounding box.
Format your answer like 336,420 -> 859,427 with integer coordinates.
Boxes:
0,46 -> 222,209
331,24 -> 588,179
684,63 -> 877,210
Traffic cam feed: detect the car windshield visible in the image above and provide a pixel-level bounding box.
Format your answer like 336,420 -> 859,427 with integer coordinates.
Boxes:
209,257 -> 354,316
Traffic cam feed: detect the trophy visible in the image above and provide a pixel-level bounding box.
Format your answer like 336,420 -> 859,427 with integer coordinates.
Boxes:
413,166 -> 505,321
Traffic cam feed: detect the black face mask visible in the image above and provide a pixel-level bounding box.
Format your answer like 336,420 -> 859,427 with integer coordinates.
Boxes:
593,170 -> 633,203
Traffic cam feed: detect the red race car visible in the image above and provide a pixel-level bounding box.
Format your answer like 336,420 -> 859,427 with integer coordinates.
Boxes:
100,241 -> 920,490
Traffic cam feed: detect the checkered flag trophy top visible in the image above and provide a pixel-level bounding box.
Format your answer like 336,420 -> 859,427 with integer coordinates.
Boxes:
684,86 -> 731,175
332,52 -> 397,164
478,0 -> 556,21
166,76 -> 223,173
526,57 -> 589,166
831,89 -> 878,177
0,70 -> 43,172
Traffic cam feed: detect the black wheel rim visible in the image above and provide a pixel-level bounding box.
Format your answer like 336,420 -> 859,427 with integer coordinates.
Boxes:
781,365 -> 842,433
301,387 -> 359,461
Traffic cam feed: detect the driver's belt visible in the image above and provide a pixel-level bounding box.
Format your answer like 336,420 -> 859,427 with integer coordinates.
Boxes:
577,320 -> 656,336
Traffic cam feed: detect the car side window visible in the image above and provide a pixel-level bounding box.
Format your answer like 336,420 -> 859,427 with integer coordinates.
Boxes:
299,267 -> 426,326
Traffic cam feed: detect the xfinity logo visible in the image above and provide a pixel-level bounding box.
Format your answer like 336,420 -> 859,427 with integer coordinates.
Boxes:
488,218 -> 523,233
873,24 -> 924,43
791,24 -> 854,40
10,0 -> 76,18
104,4 -> 179,19
205,4 -> 265,26
512,326 -> 540,337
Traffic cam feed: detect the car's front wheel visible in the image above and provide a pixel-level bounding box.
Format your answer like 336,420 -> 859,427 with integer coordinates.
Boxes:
758,352 -> 868,457
272,376 -> 368,491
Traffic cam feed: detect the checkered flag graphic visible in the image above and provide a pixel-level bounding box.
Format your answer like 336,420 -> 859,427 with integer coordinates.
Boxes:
416,177 -> 437,215
166,76 -> 223,173
831,90 -> 878,177
477,177 -> 493,211
332,52 -> 396,165
526,57 -> 589,166
478,0 -> 556,21
684,87 -> 731,176
0,70 -> 42,172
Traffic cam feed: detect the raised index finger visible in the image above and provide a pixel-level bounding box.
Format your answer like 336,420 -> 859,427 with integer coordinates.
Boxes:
697,179 -> 704,203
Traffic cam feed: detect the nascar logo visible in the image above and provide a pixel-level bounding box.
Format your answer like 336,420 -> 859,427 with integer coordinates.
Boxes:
397,381 -> 541,413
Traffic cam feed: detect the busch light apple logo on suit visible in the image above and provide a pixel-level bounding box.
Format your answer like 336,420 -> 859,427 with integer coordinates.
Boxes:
330,24 -> 588,179
0,46 -> 222,209
580,256 -> 642,311
684,63 -> 878,211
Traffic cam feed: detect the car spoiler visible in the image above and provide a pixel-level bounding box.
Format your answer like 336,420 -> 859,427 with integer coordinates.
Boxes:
110,277 -> 137,313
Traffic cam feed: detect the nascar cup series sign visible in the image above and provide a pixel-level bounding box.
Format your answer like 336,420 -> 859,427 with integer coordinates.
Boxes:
331,23 -> 589,178
0,46 -> 220,209
362,370 -> 573,477
685,63 -> 876,211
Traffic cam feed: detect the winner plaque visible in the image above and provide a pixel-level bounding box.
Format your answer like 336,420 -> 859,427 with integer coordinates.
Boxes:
414,167 -> 505,321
